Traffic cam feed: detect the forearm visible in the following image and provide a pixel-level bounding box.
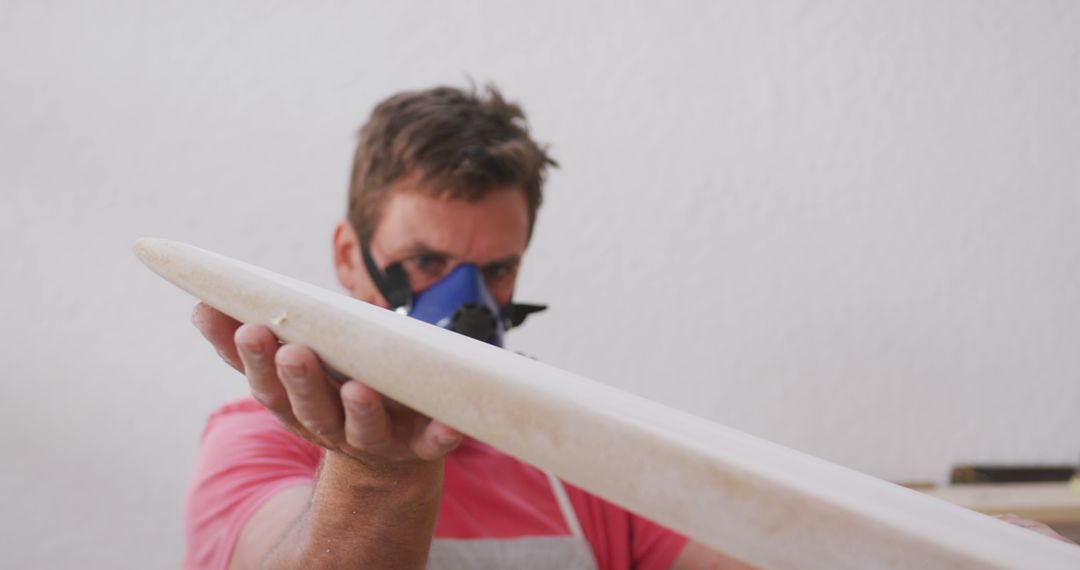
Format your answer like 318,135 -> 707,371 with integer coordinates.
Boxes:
258,452 -> 444,570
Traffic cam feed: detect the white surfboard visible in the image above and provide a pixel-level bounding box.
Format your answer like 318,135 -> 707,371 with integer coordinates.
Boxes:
134,238 -> 1080,569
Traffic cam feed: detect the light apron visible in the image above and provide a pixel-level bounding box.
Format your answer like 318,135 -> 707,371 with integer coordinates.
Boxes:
426,471 -> 598,570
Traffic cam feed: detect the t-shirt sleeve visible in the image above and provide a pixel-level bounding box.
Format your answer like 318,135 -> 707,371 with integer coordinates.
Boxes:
629,512 -> 690,570
568,482 -> 690,570
182,399 -> 322,570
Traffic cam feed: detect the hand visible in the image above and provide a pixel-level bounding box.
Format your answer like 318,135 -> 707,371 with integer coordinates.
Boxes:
191,302 -> 463,470
995,514 -> 1077,545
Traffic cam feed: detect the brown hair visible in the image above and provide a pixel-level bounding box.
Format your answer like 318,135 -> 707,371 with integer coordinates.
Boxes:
347,84 -> 557,245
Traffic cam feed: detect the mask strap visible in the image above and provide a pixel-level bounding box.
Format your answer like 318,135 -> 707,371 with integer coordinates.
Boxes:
360,244 -> 413,313
503,301 -> 547,329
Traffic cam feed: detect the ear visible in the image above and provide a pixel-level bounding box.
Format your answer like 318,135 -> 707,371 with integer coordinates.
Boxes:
332,219 -> 366,298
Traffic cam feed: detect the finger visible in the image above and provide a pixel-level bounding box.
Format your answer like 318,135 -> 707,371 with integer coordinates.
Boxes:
192,303 -> 244,372
995,513 -> 1041,529
411,419 -> 463,461
235,324 -> 292,418
276,344 -> 344,445
341,380 -> 394,452
995,514 -> 1074,543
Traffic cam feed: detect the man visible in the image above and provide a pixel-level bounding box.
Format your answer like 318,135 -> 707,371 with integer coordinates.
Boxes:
184,85 -> 1072,569
184,84 -> 747,569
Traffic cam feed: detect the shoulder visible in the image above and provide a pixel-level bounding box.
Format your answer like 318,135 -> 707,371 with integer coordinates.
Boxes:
201,397 -> 281,437
198,398 -> 321,461
184,398 -> 321,570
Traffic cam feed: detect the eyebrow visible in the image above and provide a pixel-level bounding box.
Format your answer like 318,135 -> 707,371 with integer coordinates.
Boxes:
394,241 -> 451,260
393,241 -> 521,268
482,254 -> 522,269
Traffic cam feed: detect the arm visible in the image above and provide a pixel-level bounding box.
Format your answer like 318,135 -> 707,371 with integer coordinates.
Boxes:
231,455 -> 443,569
193,303 -> 461,570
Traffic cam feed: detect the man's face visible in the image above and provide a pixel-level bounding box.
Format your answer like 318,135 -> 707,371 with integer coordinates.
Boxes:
334,184 -> 531,309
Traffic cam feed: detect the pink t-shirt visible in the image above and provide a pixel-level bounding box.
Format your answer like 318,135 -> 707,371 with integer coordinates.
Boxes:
184,398 -> 688,570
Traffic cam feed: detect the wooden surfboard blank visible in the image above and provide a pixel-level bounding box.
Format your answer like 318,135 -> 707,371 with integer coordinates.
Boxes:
134,238 -> 1080,569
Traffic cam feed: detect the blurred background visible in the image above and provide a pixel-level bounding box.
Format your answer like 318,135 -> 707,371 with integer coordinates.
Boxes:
2,1 -> 1078,566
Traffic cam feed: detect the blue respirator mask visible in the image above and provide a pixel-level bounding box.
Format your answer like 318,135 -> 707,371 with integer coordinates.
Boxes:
361,246 -> 546,347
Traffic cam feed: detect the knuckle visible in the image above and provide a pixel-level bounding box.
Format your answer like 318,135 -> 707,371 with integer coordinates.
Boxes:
299,418 -> 338,440
282,379 -> 323,403
251,389 -> 288,411
345,425 -> 382,450
346,398 -> 376,417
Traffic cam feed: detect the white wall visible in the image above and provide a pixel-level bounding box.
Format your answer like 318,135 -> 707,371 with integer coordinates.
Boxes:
2,1 -> 1078,567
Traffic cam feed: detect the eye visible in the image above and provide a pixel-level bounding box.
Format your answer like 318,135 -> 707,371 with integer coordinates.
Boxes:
482,262 -> 517,282
411,253 -> 448,278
